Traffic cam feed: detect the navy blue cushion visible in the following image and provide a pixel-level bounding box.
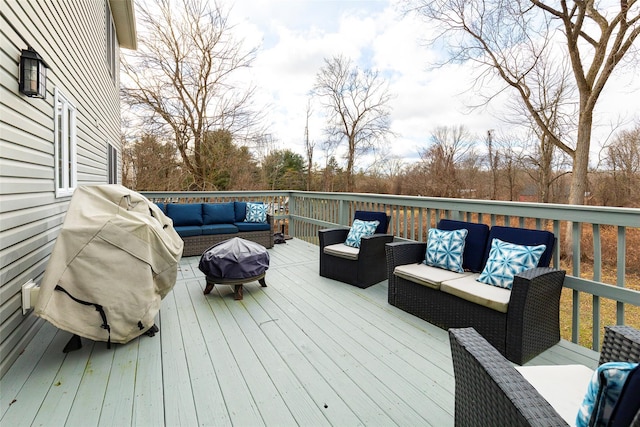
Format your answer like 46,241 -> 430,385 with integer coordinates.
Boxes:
438,219 -> 490,273
610,364 -> 640,427
484,226 -> 555,268
235,222 -> 271,232
166,203 -> 203,226
202,224 -> 239,235
174,225 -> 202,238
354,211 -> 389,234
203,202 -> 235,225
155,202 -> 166,213
234,201 -> 263,222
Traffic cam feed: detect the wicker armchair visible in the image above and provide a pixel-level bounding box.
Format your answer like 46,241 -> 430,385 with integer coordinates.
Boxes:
319,211 -> 393,288
449,326 -> 640,427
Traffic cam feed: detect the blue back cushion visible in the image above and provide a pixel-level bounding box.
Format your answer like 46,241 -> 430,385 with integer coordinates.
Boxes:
610,364 -> 640,427
484,226 -> 556,267
155,202 -> 166,213
166,203 -> 203,226
203,202 -> 235,224
354,211 -> 389,234
234,201 -> 263,222
438,219 -> 490,273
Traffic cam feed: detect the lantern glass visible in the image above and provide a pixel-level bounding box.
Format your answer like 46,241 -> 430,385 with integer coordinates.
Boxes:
19,48 -> 47,99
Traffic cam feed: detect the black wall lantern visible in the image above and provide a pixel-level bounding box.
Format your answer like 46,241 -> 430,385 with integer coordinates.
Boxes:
19,47 -> 49,99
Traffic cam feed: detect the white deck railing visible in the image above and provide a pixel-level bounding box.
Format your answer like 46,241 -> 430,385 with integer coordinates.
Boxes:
143,190 -> 640,351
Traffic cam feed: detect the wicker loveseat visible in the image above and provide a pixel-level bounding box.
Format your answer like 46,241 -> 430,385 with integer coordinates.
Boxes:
159,201 -> 273,256
449,326 -> 640,427
386,219 -> 564,364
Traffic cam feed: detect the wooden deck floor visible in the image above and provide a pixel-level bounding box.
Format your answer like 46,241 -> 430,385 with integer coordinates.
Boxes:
1,239 -> 599,427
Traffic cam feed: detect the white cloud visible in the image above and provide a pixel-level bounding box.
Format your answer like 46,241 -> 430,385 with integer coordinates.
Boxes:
227,0 -> 640,169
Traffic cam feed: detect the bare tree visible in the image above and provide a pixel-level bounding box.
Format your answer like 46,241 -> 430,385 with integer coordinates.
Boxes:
599,124 -> 640,206
420,125 -> 474,197
313,55 -> 394,191
122,133 -> 183,191
304,99 -> 315,191
121,0 -> 261,190
409,0 -> 640,205
500,139 -> 525,201
506,54 -> 575,203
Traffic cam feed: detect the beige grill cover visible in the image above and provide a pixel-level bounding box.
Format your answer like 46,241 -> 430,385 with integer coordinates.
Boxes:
35,185 -> 183,344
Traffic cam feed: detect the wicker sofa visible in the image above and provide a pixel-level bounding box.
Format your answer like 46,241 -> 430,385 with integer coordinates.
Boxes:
159,201 -> 273,256
386,219 -> 564,365
449,326 -> 640,427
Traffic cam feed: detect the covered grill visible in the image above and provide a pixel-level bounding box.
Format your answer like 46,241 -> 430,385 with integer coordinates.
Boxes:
35,185 -> 183,347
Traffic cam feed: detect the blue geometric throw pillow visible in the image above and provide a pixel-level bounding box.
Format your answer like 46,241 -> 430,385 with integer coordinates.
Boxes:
344,219 -> 379,248
477,238 -> 546,289
576,362 -> 639,427
245,202 -> 267,223
424,228 -> 468,273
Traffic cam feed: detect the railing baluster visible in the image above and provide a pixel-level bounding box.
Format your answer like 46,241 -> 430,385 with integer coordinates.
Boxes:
403,206 -> 408,239
572,221 -> 581,344
592,224 -> 602,350
617,226 -> 626,325
553,220 -> 561,268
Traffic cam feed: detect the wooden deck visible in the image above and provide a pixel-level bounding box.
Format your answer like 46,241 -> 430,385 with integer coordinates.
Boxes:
1,239 -> 599,427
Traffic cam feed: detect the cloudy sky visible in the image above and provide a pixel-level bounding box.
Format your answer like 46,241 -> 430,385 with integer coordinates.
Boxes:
226,0 -> 639,169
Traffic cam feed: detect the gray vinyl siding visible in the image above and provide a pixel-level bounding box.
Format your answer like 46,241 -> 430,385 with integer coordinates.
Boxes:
1,0 -> 123,377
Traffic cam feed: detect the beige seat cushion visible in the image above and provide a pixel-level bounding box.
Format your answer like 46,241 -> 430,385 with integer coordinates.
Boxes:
394,263 -> 471,290
323,243 -> 359,260
440,274 -> 511,313
515,364 -> 593,426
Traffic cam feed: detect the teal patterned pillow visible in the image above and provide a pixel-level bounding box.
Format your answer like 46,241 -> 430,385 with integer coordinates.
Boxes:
477,238 -> 546,289
576,362 -> 638,427
424,228 -> 468,273
245,203 -> 267,223
344,219 -> 379,248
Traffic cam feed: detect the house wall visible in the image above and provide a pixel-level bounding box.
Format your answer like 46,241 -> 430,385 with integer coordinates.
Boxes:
0,0 -> 125,377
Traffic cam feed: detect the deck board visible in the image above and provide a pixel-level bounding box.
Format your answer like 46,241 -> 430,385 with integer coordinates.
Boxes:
131,316 -> 163,427
1,238 -> 599,426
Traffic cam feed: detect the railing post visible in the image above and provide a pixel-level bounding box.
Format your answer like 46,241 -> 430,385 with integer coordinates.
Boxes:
289,193 -> 296,238
339,199 -> 350,227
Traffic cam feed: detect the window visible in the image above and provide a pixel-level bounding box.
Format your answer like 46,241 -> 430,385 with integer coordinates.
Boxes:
54,88 -> 77,197
107,143 -> 118,184
106,2 -> 116,79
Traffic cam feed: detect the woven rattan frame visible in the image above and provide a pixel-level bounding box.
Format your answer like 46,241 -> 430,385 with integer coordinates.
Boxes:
180,215 -> 274,257
449,326 -> 640,427
319,228 -> 394,288
385,241 -> 565,364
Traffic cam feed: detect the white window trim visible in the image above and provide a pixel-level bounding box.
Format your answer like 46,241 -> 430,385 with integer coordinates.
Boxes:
54,88 -> 77,197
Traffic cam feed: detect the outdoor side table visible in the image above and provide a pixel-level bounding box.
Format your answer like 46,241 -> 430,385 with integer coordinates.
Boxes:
198,237 -> 270,301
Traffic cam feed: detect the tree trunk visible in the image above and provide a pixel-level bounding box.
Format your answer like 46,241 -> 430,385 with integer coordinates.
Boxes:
564,108 -> 593,263
346,136 -> 356,192
569,108 -> 593,206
